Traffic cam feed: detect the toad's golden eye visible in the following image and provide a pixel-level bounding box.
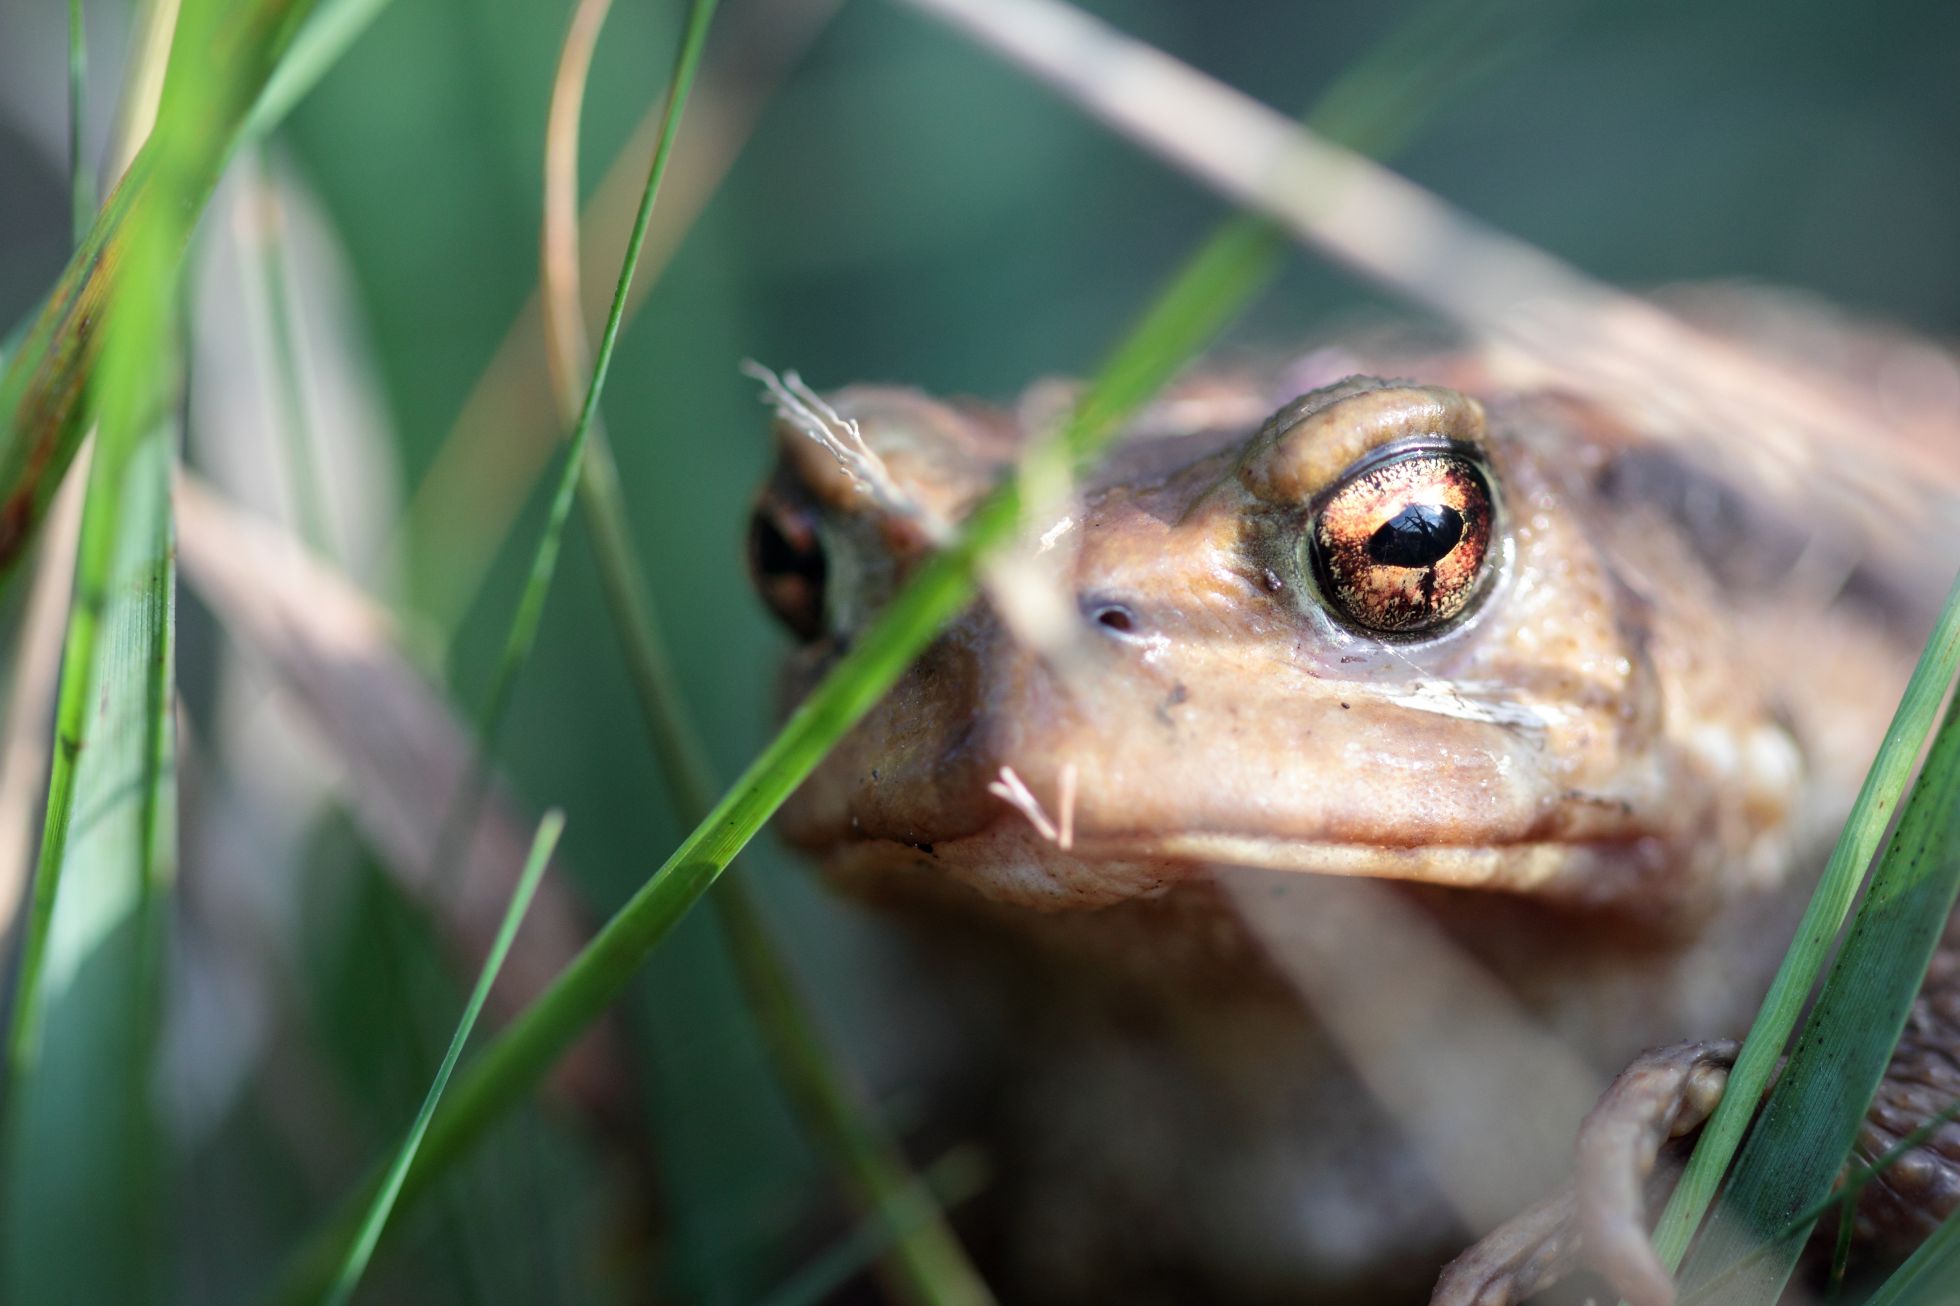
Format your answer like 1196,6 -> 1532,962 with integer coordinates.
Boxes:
1308,448 -> 1495,635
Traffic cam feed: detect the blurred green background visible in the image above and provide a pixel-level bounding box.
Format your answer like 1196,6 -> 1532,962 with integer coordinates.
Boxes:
0,0 -> 1955,1301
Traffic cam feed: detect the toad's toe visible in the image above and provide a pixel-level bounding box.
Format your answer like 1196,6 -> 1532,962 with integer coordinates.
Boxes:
1432,1189 -> 1578,1306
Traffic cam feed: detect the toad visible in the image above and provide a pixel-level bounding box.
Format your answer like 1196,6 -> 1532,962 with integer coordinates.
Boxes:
746,315 -> 1960,1303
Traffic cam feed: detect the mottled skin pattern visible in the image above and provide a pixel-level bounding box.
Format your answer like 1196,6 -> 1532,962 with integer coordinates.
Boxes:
1856,912 -> 1960,1249
749,322 -> 1960,1303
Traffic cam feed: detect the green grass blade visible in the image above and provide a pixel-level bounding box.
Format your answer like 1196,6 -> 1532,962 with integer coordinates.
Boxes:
1675,666 -> 1960,1300
324,810 -> 566,1306
1650,572 -> 1960,1273
247,0 -> 397,138
68,0 -> 90,242
755,1148 -> 992,1306
0,414 -> 177,1303
1691,1089 -> 1960,1293
0,0 -> 317,590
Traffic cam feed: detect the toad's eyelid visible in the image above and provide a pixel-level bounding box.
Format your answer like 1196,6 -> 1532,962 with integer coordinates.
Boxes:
1309,437 -> 1486,513
1239,381 -> 1490,506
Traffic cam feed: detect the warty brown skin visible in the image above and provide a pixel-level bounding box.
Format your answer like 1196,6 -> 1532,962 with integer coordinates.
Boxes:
748,326 -> 1958,1302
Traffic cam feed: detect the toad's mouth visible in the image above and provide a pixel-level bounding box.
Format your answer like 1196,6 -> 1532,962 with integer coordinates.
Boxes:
809,819 -> 1678,913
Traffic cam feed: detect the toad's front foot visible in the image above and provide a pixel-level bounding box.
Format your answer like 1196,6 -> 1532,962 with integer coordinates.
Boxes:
1432,1039 -> 1738,1306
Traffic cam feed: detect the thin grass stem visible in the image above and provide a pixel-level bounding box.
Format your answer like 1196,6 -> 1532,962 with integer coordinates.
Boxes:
323,811 -> 565,1306
713,880 -> 993,1305
755,1147 -> 993,1306
247,0 -> 395,139
68,0 -> 90,243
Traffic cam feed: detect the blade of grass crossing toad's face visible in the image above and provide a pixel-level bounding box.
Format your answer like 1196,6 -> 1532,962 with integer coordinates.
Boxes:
1675,678 -> 1960,1302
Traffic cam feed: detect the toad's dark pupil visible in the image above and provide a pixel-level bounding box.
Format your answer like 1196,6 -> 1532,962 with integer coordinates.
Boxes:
1366,502 -> 1464,568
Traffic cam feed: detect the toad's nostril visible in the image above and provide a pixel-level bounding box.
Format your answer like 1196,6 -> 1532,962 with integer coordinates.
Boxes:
1088,601 -> 1139,636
